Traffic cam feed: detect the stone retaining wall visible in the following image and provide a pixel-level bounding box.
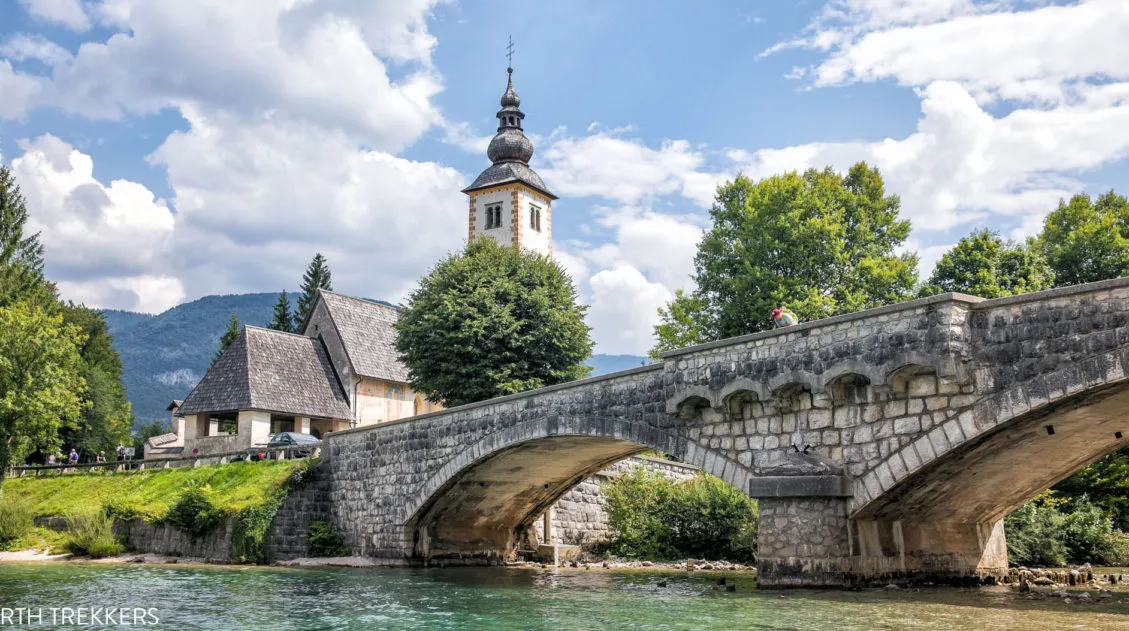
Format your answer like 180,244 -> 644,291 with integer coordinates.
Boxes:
113,518 -> 233,561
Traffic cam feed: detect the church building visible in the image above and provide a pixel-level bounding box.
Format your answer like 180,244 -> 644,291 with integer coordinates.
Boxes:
147,66 -> 555,458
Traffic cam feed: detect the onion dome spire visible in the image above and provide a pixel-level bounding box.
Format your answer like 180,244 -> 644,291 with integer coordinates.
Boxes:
487,66 -> 534,164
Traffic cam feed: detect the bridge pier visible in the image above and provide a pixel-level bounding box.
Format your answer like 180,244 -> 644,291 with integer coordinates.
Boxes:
749,453 -> 1008,588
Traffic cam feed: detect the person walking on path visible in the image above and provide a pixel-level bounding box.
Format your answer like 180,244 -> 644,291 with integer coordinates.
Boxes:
772,307 -> 799,328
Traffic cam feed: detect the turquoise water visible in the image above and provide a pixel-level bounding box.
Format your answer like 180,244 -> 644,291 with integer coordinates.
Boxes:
2,563 -> 1129,630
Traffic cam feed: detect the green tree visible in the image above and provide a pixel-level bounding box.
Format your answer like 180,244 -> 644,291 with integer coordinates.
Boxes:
652,163 -> 917,354
57,303 -> 133,460
1042,190 -> 1129,286
919,229 -> 1054,298
0,165 -> 49,308
395,238 -> 593,407
213,313 -> 242,364
295,253 -> 333,325
649,289 -> 709,359
267,290 -> 295,333
0,302 -> 86,495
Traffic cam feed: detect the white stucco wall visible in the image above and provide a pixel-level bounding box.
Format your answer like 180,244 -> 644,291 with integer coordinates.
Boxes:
471,187 -> 515,247
519,189 -> 551,256
355,378 -> 440,427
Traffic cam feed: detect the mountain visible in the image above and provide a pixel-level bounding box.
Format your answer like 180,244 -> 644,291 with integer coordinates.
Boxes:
108,293 -> 281,425
103,293 -> 649,426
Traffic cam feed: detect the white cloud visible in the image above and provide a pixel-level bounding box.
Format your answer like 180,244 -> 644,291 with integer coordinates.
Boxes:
0,61 -> 42,119
540,132 -> 722,207
4,1 -> 445,152
151,106 -> 468,305
11,134 -> 180,312
586,264 -> 672,356
18,0 -> 90,31
0,34 -> 73,66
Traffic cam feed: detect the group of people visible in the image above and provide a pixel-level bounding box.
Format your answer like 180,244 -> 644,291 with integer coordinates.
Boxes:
44,446 -> 123,468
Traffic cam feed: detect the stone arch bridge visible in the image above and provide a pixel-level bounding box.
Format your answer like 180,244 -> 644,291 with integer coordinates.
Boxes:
300,278 -> 1129,587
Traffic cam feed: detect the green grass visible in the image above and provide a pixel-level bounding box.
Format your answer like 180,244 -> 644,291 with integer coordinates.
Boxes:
0,526 -> 68,554
1,460 -> 310,523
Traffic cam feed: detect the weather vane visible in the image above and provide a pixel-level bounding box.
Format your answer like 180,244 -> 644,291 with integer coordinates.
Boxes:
506,36 -> 514,70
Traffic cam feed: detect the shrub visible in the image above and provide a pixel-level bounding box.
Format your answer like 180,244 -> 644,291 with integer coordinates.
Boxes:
65,512 -> 124,558
308,521 -> 349,557
1005,498 -> 1067,567
602,467 -> 758,562
0,497 -> 34,543
165,483 -> 225,539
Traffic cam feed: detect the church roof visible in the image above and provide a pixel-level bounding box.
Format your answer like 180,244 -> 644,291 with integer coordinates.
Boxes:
461,161 -> 557,200
462,67 -> 556,200
317,291 -> 410,383
179,326 -> 352,420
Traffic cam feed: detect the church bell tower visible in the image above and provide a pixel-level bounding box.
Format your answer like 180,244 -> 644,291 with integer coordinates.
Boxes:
461,62 -> 557,257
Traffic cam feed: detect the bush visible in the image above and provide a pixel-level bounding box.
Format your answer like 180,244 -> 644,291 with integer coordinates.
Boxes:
65,512 -> 123,558
1006,492 -> 1129,566
0,497 -> 34,543
308,521 -> 349,557
1005,498 -> 1067,567
165,483 -> 225,539
602,467 -> 758,562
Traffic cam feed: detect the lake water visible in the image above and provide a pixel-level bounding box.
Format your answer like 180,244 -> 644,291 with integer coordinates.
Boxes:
2,563 -> 1129,630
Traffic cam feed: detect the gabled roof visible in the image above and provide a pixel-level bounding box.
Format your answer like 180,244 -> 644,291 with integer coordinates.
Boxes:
179,326 -> 352,419
316,291 -> 410,383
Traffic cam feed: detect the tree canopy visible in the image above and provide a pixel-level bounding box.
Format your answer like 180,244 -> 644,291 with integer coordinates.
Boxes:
653,163 -> 917,355
0,165 -> 49,308
214,313 -> 242,364
395,238 -> 593,407
1041,190 -> 1129,286
268,290 -> 295,333
0,302 -> 86,492
920,229 -> 1054,298
296,253 -> 333,325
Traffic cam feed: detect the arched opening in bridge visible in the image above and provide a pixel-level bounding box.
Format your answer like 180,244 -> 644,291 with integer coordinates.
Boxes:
849,379 -> 1129,578
406,435 -> 651,563
828,373 -> 871,405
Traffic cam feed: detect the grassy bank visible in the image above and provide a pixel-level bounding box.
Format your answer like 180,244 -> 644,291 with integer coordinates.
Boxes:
1,460 -> 312,559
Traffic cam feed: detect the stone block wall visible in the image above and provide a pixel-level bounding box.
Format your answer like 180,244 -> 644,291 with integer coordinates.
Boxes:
269,464 -> 333,560
532,456 -> 700,547
114,518 -> 233,561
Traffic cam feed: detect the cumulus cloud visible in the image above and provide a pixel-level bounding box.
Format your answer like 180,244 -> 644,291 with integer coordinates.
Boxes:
151,106 -> 468,303
11,134 -> 180,312
540,131 -> 722,207
3,1 -> 444,152
18,0 -> 90,31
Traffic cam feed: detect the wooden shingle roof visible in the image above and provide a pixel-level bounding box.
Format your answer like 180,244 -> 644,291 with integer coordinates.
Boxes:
179,326 -> 352,419
318,291 -> 410,383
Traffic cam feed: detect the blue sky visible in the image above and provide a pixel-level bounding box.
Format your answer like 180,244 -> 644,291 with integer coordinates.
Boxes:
1,0 -> 1127,355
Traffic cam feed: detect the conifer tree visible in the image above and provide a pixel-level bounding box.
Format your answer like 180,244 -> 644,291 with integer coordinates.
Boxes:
213,313 -> 242,364
0,165 -> 47,307
268,290 -> 295,333
295,253 -> 333,325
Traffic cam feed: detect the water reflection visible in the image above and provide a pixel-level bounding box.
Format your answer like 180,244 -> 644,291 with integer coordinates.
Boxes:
0,563 -> 1127,630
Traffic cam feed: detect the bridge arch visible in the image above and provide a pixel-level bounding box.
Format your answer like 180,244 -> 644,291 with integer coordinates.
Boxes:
402,415 -> 751,563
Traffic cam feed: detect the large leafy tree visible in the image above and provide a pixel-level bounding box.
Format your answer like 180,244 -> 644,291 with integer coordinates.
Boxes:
920,229 -> 1054,298
1042,190 -> 1129,286
396,237 -> 594,407
56,303 -> 133,460
268,290 -> 295,333
0,302 -> 86,494
653,163 -> 917,354
649,289 -> 709,360
295,253 -> 333,325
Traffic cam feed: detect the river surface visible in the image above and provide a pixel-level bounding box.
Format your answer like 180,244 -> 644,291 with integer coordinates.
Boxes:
2,563 -> 1129,630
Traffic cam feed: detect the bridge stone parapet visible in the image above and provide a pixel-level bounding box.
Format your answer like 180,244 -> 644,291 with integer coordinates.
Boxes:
311,278 -> 1129,588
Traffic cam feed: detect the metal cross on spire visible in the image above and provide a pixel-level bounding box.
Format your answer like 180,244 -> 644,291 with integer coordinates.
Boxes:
506,36 -> 514,71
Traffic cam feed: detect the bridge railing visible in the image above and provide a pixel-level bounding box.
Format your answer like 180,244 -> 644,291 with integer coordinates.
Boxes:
6,445 -> 321,479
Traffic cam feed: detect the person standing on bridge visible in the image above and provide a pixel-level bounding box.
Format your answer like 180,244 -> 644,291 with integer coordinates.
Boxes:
772,307 -> 798,328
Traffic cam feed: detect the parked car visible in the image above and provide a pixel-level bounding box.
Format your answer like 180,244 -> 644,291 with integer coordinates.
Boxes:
245,432 -> 322,461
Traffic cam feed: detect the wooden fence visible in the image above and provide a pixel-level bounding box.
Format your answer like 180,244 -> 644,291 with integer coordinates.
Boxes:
6,444 -> 321,479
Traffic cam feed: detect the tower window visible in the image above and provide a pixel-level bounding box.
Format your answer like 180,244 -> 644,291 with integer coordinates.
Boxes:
530,205 -> 542,232
485,203 -> 503,229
